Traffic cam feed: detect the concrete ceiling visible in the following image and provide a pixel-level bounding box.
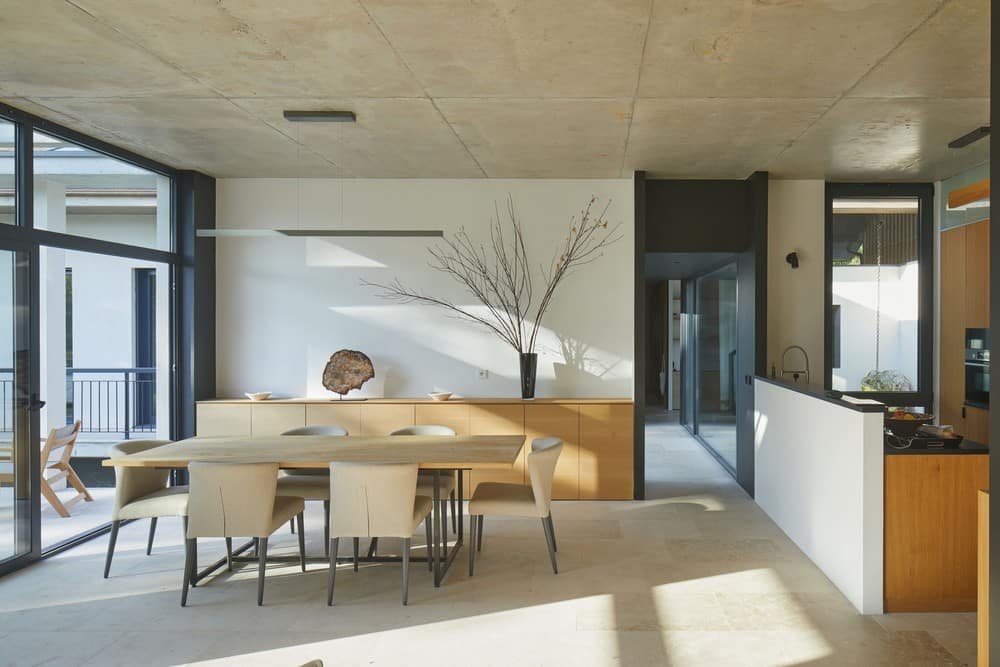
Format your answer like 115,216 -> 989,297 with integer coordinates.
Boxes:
0,0 -> 989,180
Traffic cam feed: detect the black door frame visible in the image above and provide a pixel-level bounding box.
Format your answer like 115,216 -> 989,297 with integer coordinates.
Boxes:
0,102 -> 189,577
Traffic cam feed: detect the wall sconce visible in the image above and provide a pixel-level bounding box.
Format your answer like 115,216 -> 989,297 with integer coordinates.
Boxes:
785,251 -> 800,269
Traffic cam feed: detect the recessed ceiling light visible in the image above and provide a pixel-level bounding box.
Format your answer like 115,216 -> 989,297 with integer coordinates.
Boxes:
283,110 -> 357,123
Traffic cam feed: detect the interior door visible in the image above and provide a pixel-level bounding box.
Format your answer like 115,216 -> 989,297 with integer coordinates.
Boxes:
0,243 -> 39,573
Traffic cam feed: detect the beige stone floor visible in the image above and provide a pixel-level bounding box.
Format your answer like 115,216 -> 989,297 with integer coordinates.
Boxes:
0,415 -> 976,666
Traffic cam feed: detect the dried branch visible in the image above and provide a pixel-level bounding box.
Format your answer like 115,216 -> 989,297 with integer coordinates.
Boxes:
363,195 -> 621,354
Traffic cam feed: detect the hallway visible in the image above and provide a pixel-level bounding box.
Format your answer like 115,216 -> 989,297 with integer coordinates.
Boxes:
642,408 -> 976,665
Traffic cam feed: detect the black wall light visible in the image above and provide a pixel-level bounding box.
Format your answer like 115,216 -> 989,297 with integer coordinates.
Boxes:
283,110 -> 357,123
948,126 -> 990,149
786,252 -> 800,269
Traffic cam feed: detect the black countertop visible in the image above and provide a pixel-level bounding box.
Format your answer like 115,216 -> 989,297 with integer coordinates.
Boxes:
884,439 -> 989,455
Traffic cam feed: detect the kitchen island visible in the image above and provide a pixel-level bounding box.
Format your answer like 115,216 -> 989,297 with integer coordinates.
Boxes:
883,442 -> 989,612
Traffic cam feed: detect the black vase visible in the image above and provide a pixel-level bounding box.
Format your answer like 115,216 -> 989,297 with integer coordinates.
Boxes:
519,352 -> 537,400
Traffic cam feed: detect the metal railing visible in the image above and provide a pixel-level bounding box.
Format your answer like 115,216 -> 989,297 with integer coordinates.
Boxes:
0,367 -> 157,437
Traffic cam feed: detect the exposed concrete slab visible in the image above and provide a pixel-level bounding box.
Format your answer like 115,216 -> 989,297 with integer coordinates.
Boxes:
233,98 -> 484,178
67,0 -> 423,98
767,97 -> 991,180
0,1 -> 212,99
18,97 -> 340,177
436,98 -> 632,177
849,0 -> 990,99
363,0 -> 651,98
639,0 -> 943,99
624,97 -> 834,178
0,0 -> 989,179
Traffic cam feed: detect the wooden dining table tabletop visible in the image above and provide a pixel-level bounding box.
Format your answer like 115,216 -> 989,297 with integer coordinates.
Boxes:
101,434 -> 526,470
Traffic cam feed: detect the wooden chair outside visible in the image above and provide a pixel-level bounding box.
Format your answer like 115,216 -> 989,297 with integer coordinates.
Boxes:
40,420 -> 91,517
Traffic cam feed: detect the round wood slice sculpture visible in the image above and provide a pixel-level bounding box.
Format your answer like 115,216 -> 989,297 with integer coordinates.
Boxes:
322,349 -> 375,398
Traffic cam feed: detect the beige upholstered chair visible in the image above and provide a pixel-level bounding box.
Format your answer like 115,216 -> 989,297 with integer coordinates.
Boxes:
277,424 -> 348,556
104,439 -> 189,578
390,425 -> 457,532
468,437 -> 562,576
183,462 -> 305,607
327,462 -> 433,606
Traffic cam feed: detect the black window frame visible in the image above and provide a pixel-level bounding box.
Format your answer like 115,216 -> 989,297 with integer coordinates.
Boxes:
0,101 -> 185,576
824,182 -> 935,409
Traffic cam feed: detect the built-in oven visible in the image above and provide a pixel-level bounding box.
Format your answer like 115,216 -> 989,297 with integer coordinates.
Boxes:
965,328 -> 990,408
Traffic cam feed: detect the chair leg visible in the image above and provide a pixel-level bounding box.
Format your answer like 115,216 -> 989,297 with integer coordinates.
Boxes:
181,537 -> 195,607
297,512 -> 306,572
425,517 -> 433,572
290,518 -> 295,534
327,537 -> 339,606
367,537 -> 379,558
257,537 -> 268,606
65,464 -> 93,501
40,478 -> 70,518
546,514 -> 557,552
468,515 -> 477,576
477,515 -> 484,552
323,500 -> 331,558
401,537 -> 410,606
353,537 -> 360,572
541,517 -> 558,575
103,520 -> 120,578
450,490 -> 457,533
225,537 -> 233,572
184,516 -> 196,587
146,517 -> 158,556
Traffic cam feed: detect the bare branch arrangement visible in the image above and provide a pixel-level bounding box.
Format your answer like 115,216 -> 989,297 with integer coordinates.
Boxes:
363,195 -> 622,354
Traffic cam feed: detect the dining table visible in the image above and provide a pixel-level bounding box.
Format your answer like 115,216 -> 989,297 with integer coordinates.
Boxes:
103,434 -> 526,586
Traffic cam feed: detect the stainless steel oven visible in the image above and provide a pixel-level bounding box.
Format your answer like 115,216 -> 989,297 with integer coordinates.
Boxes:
965,328 -> 990,408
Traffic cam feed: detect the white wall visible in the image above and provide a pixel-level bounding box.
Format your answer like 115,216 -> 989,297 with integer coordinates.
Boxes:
754,379 -> 884,614
767,180 -> 825,390
215,179 -> 634,399
832,263 -> 919,391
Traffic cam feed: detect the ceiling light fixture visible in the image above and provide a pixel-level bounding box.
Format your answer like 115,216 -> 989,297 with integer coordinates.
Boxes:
283,110 -> 357,123
202,110 -> 445,239
948,126 -> 990,149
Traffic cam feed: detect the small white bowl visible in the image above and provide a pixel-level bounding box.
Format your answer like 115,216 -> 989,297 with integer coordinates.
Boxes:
245,392 -> 272,401
428,392 -> 452,402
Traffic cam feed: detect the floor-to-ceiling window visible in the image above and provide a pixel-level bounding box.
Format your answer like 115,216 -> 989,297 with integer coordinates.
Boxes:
0,106 -> 179,574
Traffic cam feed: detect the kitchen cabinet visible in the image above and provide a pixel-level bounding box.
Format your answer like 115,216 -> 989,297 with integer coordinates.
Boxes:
884,452 -> 988,611
939,219 -> 990,443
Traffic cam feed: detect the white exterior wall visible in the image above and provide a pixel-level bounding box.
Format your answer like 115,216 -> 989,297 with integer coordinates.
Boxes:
215,178 -> 635,399
832,263 -> 919,391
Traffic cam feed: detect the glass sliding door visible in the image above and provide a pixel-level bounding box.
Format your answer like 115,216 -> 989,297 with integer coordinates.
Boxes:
0,246 -> 37,569
693,262 -> 738,471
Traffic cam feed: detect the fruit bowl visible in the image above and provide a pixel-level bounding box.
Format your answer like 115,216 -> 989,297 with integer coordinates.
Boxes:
428,392 -> 452,402
245,392 -> 272,402
884,410 -> 934,437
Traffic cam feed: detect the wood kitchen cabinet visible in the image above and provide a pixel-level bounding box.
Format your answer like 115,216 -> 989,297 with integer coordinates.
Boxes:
939,219 -> 990,444
884,452 -> 989,612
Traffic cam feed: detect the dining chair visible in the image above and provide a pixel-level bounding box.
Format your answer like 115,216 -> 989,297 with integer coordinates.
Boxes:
468,437 -> 563,576
182,461 -> 305,607
104,439 -> 190,578
390,425 -> 458,532
327,462 -> 433,606
278,424 -> 348,555
39,421 -> 90,517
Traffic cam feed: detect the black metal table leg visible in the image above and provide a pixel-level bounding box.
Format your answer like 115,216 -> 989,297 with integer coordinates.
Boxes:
432,469 -> 442,586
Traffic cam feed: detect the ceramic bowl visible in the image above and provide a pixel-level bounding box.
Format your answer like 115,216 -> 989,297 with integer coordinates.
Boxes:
245,392 -> 272,401
428,392 -> 452,402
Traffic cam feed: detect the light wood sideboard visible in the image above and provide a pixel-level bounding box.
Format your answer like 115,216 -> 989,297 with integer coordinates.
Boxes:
196,398 -> 635,500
